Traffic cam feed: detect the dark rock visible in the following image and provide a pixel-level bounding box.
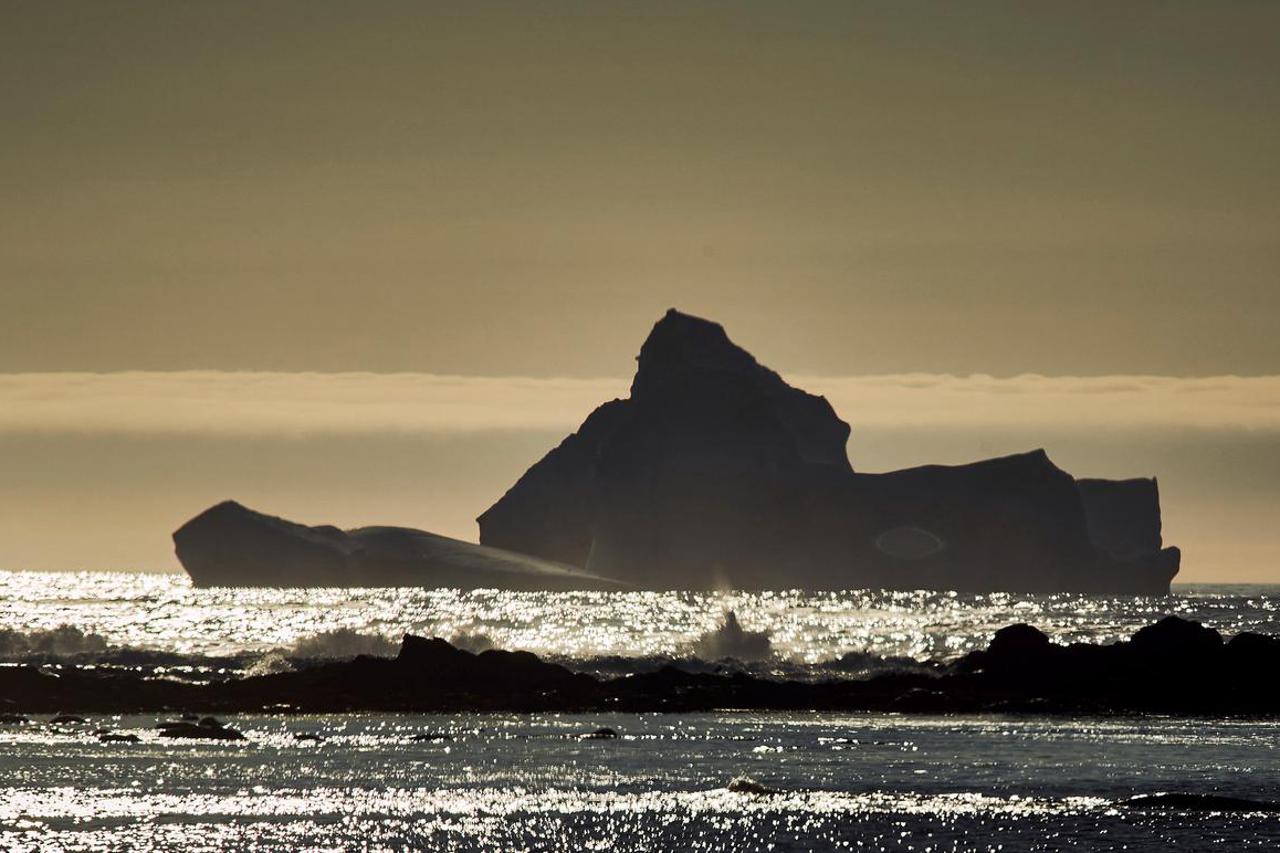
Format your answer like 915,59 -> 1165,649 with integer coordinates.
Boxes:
211,633 -> 600,714
157,719 -> 246,741
1128,616 -> 1223,659
1,620 -> 1275,718
409,732 -> 452,742
50,714 -> 87,724
1123,793 -> 1280,813
0,713 -> 30,724
958,624 -> 1057,679
727,777 -> 782,795
395,635 -> 585,694
983,697 -> 1063,714
1225,631 -> 1280,672
174,500 -> 625,590
579,727 -> 619,740
828,650 -> 935,676
479,309 -> 1179,594
891,687 -> 965,713
293,732 -> 324,743
988,624 -> 1053,659
98,732 -> 140,743
395,635 -> 461,668
0,666 -> 196,714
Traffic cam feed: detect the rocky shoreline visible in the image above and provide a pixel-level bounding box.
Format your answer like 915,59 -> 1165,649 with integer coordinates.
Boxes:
1,616 -> 1276,718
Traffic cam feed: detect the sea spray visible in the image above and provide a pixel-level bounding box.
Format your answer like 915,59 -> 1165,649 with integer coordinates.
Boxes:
687,610 -> 773,662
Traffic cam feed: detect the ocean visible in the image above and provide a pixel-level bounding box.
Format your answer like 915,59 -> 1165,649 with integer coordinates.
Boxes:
1,572 -> 1278,851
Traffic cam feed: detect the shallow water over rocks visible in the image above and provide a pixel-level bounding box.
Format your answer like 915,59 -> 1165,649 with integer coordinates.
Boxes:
1,711 -> 1277,851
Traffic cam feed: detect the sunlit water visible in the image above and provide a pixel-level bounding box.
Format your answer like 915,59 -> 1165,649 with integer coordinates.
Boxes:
1,712 -> 1277,851
0,571 -> 1276,663
2,572 -> 1278,850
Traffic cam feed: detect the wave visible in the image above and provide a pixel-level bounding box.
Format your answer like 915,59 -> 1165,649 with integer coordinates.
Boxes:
684,610 -> 773,662
447,631 -> 496,654
219,629 -> 402,678
0,625 -> 110,657
0,625 -> 400,681
0,622 -> 938,685
245,650 -> 296,677
287,628 -> 398,660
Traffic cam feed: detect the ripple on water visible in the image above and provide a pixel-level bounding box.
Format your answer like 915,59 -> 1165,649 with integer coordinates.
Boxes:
2,711 -> 1279,850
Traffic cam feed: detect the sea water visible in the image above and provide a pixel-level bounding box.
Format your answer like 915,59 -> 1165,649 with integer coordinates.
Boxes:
0,572 -> 1278,851
1,572 -> 1277,662
2,712 -> 1278,851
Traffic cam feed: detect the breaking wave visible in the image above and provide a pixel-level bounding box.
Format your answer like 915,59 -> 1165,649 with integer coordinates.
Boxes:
684,610 -> 773,662
245,650 -> 296,677
0,625 -> 109,657
287,628 -> 398,660
447,631 -> 497,654
0,621 -> 942,685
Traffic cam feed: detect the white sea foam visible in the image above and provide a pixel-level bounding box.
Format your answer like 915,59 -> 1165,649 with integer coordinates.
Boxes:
686,610 -> 774,662
287,628 -> 398,660
0,624 -> 109,657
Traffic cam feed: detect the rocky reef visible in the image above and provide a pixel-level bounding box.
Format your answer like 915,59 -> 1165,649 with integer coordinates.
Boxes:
0,618 -> 1275,717
174,500 -> 624,590
479,309 -> 1179,594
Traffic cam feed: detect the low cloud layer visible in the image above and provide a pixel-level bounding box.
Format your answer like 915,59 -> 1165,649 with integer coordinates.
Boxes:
2,371 -> 1279,436
1,371 -> 1278,580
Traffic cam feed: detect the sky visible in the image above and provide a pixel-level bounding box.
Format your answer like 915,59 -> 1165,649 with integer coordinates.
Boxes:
1,2 -> 1277,580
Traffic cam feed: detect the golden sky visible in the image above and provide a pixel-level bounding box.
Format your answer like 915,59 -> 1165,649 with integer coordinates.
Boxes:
2,2 -> 1277,375
1,3 -> 1277,580
0,369 -> 1277,582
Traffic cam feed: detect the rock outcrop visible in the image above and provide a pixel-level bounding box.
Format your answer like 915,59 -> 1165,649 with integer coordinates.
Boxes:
479,308 -> 1180,594
3,618 -> 1278,717
174,500 -> 624,590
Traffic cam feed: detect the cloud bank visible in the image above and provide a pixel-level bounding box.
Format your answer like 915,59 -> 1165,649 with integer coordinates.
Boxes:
1,371 -> 1278,437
